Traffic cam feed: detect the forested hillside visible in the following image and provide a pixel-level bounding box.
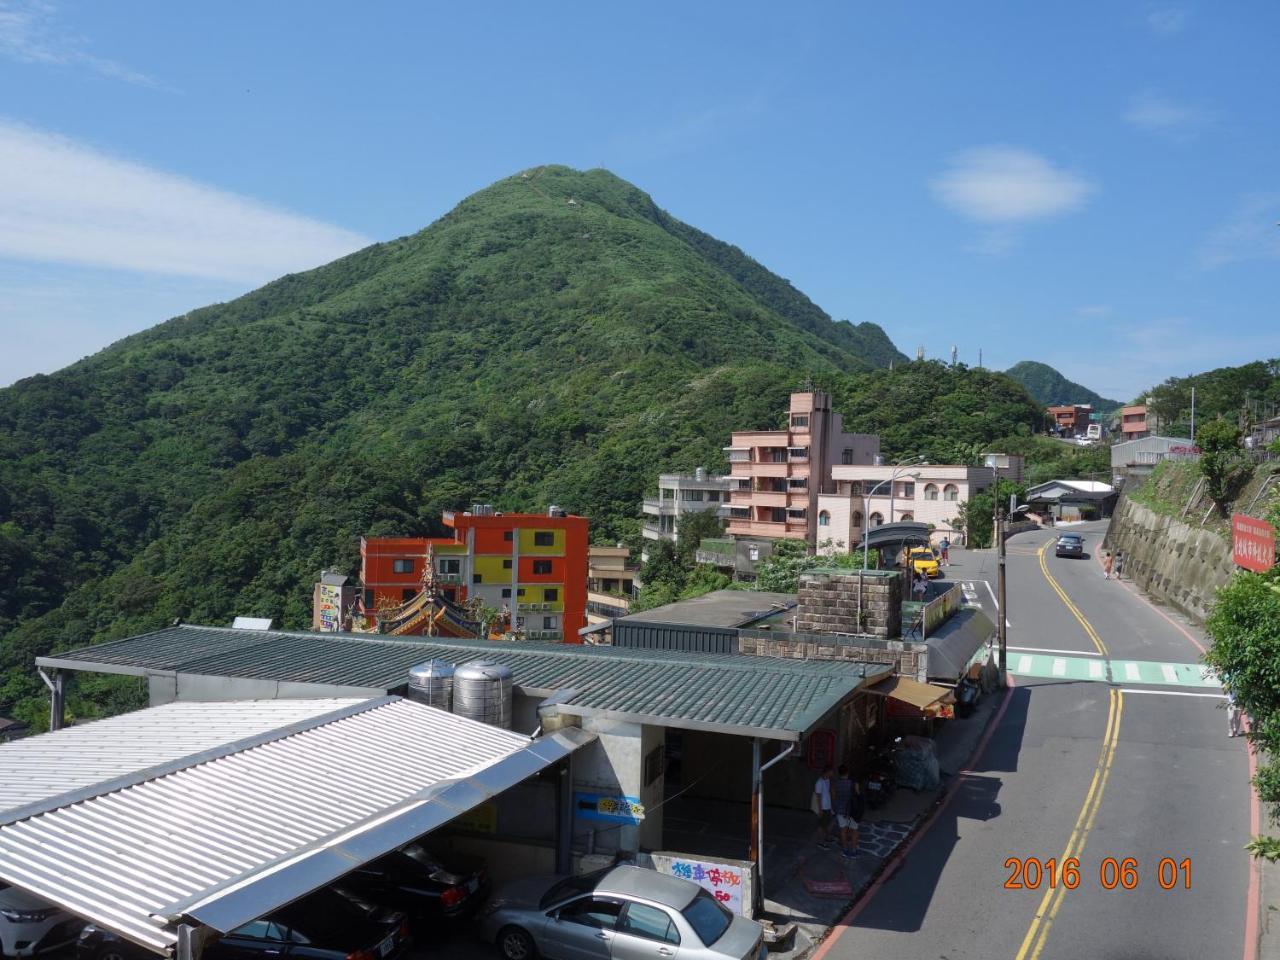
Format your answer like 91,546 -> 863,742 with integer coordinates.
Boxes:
1,165 -> 910,724
1142,359 -> 1280,435
1004,360 -> 1120,411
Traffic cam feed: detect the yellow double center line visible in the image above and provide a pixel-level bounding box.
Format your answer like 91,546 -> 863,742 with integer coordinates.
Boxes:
1037,539 -> 1109,657
1014,539 -> 1123,959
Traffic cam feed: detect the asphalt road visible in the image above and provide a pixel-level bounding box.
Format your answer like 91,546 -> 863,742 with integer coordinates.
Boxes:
816,521 -> 1256,960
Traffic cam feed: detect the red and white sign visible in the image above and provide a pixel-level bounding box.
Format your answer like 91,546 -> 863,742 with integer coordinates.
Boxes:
1232,514 -> 1276,572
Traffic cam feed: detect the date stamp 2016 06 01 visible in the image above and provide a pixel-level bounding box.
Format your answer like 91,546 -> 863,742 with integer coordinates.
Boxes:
1004,856 -> 1192,891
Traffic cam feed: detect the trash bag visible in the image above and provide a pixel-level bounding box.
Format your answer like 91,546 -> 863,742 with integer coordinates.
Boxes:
894,736 -> 941,791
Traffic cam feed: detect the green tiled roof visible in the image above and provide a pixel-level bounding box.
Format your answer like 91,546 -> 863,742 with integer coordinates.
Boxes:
39,625 -> 890,741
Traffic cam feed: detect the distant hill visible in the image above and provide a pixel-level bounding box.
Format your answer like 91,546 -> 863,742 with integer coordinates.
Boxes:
0,164 -> 909,724
1143,359 -> 1280,435
1004,360 -> 1121,411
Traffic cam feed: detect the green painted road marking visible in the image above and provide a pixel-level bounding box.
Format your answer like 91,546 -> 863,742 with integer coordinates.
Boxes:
1005,653 -> 1219,688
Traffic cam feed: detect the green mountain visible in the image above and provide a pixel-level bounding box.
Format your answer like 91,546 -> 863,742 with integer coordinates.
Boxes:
1143,359 -> 1280,436
1004,360 -> 1121,412
0,165 -> 910,723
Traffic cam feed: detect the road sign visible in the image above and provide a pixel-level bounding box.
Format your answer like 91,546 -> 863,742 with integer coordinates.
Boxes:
1232,514 -> 1276,573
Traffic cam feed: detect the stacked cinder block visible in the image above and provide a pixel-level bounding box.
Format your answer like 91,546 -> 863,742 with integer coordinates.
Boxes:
795,569 -> 903,638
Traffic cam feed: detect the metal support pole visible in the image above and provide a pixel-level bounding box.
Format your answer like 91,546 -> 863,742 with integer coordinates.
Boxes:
39,668 -> 65,731
749,738 -> 762,915
555,760 -> 572,874
997,509 -> 1008,685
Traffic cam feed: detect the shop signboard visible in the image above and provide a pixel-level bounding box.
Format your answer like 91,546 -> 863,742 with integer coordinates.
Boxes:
1233,514 -> 1276,573
317,583 -> 342,632
573,791 -> 645,823
660,858 -> 745,915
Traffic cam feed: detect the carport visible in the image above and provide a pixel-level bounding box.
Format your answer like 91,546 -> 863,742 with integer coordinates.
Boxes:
0,697 -> 591,959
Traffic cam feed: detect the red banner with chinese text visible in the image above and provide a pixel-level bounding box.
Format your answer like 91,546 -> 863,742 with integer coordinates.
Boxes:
1232,514 -> 1276,573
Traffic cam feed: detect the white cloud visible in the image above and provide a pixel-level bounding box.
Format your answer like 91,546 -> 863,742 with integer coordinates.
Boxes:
930,147 -> 1094,235
0,119 -> 372,283
1125,91 -> 1210,139
0,0 -> 157,85
1146,5 -> 1190,35
1199,194 -> 1280,269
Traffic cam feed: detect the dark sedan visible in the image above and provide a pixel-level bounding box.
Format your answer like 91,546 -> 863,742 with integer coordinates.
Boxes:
335,842 -> 490,922
77,888 -> 409,960
1055,534 -> 1084,558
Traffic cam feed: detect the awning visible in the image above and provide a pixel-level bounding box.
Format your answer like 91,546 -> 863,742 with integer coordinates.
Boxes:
867,675 -> 955,711
0,697 -> 593,955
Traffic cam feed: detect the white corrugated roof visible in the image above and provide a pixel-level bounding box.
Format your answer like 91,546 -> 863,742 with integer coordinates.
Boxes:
0,697 -> 590,955
0,699 -> 366,815
1059,479 -> 1113,493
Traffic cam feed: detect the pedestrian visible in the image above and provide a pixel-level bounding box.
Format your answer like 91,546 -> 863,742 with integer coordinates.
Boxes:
812,766 -> 835,847
833,766 -> 865,859
912,569 -> 928,600
1103,551 -> 1113,580
1227,689 -> 1244,738
939,536 -> 950,565
1114,551 -> 1125,580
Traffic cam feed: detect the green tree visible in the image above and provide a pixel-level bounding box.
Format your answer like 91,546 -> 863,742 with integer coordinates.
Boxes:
676,510 -> 724,568
1197,417 -> 1243,516
753,540 -> 811,593
958,478 -> 1027,548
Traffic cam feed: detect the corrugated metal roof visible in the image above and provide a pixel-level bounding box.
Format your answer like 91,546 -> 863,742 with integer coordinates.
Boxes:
39,625 -> 887,740
0,697 -> 589,954
0,699 -> 365,816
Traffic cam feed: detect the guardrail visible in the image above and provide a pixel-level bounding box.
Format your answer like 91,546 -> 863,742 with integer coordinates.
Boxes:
919,581 -> 963,639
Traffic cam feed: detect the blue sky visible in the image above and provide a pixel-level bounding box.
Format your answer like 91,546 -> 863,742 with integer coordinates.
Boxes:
2,1 -> 1278,400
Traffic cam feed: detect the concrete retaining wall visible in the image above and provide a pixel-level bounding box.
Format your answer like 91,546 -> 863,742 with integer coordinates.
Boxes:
1103,495 -> 1234,622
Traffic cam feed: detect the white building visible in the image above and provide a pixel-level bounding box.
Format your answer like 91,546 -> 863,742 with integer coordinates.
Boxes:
641,468 -> 731,548
816,461 -> 1019,551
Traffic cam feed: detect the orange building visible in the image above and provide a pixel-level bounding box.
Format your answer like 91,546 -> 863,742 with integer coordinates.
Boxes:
359,506 -> 589,642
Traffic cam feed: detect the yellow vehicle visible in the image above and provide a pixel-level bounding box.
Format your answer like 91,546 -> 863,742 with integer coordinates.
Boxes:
905,546 -> 941,578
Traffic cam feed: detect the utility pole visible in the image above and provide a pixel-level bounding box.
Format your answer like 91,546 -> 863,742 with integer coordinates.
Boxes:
1190,386 -> 1196,446
997,508 -> 1008,686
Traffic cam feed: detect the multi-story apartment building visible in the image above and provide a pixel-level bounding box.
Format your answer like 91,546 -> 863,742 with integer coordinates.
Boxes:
1047,404 -> 1093,437
723,390 -> 879,546
816,457 -> 1023,550
1119,404 -> 1150,439
359,506 -> 588,642
641,468 -> 730,548
586,544 -> 638,625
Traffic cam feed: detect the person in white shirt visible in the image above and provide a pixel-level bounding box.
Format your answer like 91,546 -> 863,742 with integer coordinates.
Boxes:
813,766 -> 835,847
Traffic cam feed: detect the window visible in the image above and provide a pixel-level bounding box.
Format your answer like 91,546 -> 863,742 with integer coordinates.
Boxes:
472,573 -> 482,584
363,589 -> 374,607
841,448 -> 854,465
557,897 -> 623,930
901,483 -> 915,498
620,903 -> 680,945
440,558 -> 460,574
543,615 -> 558,629
502,558 -> 513,569
681,489 -> 704,501
851,511 -> 863,528
534,531 -> 555,546
682,890 -> 732,946
662,488 -> 675,499
924,483 -> 939,501
544,588 -> 558,602
944,484 -> 960,502
791,414 -> 809,428
706,490 -> 720,501
402,588 -> 416,602
517,588 -> 526,598
503,530 -> 514,541
230,920 -> 287,941
770,507 -> 787,523
501,588 -> 511,599
392,558 -> 414,574
870,512 -> 884,527
818,510 -> 831,527
788,477 -> 807,489
533,559 -> 552,575
900,512 -> 914,522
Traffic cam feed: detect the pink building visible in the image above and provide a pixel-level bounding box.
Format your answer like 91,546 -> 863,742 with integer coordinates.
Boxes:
723,390 -> 879,546
816,460 -> 1021,550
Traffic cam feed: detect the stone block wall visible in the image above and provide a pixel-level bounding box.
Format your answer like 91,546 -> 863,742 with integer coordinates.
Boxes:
796,569 -> 903,637
738,631 -> 928,682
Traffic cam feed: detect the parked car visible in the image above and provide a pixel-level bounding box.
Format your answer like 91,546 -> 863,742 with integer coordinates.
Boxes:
77,887 -> 409,960
1055,534 -> 1084,558
0,883 -> 84,958
479,865 -> 766,960
905,547 -> 941,579
334,842 -> 489,922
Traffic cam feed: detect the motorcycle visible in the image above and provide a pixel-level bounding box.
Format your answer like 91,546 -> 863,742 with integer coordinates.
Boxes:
954,676 -> 981,718
864,738 -> 900,808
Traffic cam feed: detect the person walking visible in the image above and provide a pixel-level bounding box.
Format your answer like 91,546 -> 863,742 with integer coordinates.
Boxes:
1114,551 -> 1125,580
812,766 -> 835,847
939,536 -> 950,566
1103,551 -> 1113,580
833,766 -> 865,859
1227,689 -> 1244,738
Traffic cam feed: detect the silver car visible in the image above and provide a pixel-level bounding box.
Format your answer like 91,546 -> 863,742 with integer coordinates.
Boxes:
478,865 -> 766,960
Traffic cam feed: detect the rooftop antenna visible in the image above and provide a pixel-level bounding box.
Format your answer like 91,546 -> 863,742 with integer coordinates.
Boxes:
951,345 -> 958,366
916,345 -> 925,362
978,348 -> 983,369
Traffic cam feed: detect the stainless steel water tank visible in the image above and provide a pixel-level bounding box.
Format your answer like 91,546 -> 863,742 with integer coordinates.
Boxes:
407,660 -> 455,710
452,660 -> 514,728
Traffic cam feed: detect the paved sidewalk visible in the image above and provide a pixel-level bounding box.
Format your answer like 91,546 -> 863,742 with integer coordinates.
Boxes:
762,680 -> 1006,958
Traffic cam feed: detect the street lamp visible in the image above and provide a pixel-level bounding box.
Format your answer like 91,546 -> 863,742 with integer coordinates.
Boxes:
862,466 -> 922,570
